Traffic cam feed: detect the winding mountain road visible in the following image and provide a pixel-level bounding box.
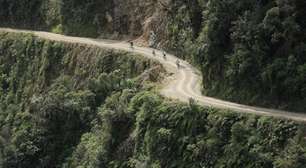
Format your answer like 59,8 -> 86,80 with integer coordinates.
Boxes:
1,28 -> 306,122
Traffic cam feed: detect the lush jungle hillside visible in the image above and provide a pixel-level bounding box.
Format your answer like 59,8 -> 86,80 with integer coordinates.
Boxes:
1,0 -> 306,167
0,32 -> 162,167
0,32 -> 306,168
166,0 -> 306,112
1,0 -> 306,112
67,91 -> 306,168
0,0 -> 157,38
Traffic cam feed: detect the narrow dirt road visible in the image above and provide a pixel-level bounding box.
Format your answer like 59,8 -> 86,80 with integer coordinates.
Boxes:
1,28 -> 306,122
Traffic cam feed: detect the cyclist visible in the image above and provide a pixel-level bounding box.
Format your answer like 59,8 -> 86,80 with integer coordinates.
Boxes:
152,50 -> 156,56
162,51 -> 167,60
176,59 -> 180,69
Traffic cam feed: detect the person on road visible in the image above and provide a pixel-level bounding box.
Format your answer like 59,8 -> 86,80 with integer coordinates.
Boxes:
162,51 -> 167,60
176,59 -> 180,69
130,41 -> 134,50
152,50 -> 156,56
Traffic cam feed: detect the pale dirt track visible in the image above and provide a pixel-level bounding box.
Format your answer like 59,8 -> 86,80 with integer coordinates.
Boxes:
1,28 -> 306,122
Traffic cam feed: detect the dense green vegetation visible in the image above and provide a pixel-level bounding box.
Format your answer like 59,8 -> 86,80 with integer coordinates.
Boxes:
0,33 -> 305,168
60,0 -> 113,37
166,0 -> 306,111
2,0 -> 306,167
0,32 -> 160,167
3,0 -> 305,111
64,91 -> 306,168
0,0 -> 48,29
0,0 -> 112,37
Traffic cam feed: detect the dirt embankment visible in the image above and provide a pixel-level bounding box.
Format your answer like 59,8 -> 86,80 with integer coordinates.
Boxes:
109,0 -> 170,47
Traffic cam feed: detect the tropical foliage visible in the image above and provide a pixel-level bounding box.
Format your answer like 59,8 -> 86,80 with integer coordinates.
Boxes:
166,0 -> 306,111
65,91 -> 306,168
0,32 -> 159,167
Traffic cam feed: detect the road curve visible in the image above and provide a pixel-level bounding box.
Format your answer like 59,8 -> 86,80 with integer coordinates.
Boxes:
1,28 -> 306,122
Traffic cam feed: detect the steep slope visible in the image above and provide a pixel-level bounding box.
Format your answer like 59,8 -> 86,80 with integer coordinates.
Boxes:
2,0 -> 306,112
1,30 -> 306,168
2,28 -> 306,122
0,31 -> 162,167
67,91 -> 306,168
0,0 -> 166,39
164,0 -> 306,112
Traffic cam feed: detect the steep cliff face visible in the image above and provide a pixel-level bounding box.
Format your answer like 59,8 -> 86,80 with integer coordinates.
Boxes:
165,0 -> 306,112
0,31 -> 306,168
87,0 -> 169,46
2,0 -> 306,111
111,0 -> 155,36
0,32 -> 163,167
2,1 -> 306,168
111,0 -> 169,46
